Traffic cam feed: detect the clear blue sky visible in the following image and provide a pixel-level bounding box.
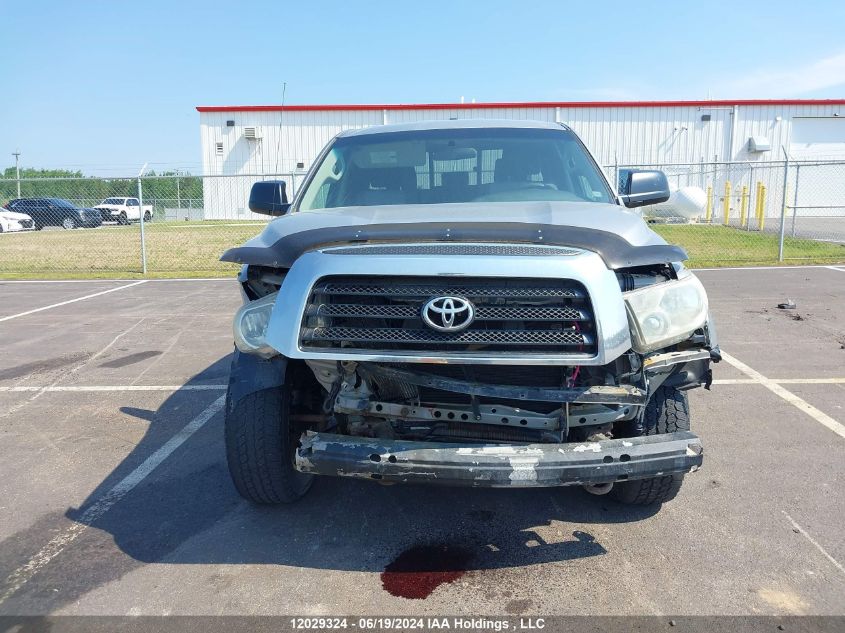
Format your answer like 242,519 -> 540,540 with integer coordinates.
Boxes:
2,0 -> 844,176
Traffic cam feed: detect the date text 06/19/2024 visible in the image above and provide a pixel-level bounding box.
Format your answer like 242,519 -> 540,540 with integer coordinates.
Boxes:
289,617 -> 547,631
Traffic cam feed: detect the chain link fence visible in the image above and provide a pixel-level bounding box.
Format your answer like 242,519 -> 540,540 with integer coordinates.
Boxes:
1,162 -> 843,278
608,159 -> 845,265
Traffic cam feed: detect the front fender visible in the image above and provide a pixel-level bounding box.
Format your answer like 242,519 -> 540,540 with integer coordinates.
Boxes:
226,348 -> 288,411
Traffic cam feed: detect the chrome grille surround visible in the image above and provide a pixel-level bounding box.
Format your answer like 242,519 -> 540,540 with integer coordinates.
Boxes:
264,247 -> 632,365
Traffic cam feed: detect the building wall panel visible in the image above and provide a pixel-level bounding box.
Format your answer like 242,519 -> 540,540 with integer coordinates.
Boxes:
198,100 -> 845,218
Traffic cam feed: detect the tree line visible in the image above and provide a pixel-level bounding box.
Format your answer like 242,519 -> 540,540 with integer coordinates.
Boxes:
1,168 -> 203,208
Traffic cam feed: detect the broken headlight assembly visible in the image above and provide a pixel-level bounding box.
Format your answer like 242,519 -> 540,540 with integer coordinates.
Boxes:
233,291 -> 278,357
623,273 -> 708,353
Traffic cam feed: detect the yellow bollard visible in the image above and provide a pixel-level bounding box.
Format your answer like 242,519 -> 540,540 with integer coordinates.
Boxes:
705,185 -> 713,223
759,185 -> 767,231
723,181 -> 731,225
740,185 -> 749,228
754,181 -> 763,229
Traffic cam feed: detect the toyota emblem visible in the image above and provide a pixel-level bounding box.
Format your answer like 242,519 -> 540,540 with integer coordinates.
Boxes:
422,296 -> 475,332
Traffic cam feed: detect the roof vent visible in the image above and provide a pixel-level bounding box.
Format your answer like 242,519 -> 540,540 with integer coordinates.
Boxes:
244,126 -> 262,140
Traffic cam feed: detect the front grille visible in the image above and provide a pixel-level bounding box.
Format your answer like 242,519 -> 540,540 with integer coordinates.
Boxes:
300,276 -> 597,356
20,219 -> 33,229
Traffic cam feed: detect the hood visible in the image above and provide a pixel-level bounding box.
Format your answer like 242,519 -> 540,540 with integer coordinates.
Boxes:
0,209 -> 32,221
222,201 -> 687,270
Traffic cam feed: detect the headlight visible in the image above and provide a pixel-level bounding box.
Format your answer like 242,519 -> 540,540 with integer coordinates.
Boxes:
233,292 -> 278,357
624,274 -> 708,353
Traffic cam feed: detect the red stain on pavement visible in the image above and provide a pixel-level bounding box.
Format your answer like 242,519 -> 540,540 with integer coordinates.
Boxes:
381,544 -> 472,599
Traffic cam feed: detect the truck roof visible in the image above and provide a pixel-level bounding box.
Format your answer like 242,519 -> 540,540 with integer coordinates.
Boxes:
337,118 -> 567,138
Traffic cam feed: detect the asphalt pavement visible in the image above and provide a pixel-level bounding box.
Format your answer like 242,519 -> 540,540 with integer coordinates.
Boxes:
0,268 -> 843,616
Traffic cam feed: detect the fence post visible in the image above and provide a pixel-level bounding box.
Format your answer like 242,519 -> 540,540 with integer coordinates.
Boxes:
722,181 -> 731,225
705,185 -> 713,223
740,185 -> 749,228
790,164 -> 800,238
777,150 -> 790,262
137,164 -> 148,275
613,154 -> 619,193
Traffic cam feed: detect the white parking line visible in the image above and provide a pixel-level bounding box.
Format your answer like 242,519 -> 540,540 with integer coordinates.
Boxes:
772,378 -> 845,384
721,352 -> 845,440
0,385 -> 227,392
826,266 -> 845,272
0,319 -> 147,426
783,511 -> 845,577
0,280 -> 147,322
713,378 -> 845,385
0,394 -> 226,606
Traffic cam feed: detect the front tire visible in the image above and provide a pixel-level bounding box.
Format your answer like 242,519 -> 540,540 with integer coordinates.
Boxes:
224,385 -> 313,504
610,385 -> 689,506
118,212 -> 128,225
143,210 -> 152,222
62,217 -> 77,230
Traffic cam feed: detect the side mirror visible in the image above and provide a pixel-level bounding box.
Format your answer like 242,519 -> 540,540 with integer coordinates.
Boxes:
249,180 -> 290,216
618,169 -> 670,208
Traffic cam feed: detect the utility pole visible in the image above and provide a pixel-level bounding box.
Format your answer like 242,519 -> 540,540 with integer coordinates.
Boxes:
12,150 -> 21,198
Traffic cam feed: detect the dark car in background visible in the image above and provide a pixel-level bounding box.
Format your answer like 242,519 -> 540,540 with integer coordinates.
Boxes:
5,198 -> 103,230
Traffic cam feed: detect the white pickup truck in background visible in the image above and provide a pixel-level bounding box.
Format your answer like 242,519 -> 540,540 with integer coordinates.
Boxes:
94,197 -> 153,224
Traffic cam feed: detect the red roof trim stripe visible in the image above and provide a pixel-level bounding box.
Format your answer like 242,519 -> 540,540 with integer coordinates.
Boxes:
196,99 -> 845,113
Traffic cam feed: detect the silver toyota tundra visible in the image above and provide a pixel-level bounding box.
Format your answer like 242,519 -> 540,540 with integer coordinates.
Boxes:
221,120 -> 719,508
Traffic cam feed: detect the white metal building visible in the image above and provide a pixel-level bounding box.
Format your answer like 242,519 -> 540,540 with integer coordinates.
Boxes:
197,99 -> 845,219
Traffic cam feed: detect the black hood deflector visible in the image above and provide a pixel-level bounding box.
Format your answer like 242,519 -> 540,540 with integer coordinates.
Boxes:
220,222 -> 687,270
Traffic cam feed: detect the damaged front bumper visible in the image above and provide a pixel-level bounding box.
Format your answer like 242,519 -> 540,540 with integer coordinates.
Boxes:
295,431 -> 703,487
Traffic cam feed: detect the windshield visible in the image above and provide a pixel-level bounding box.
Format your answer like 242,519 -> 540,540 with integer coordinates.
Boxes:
49,199 -> 76,209
297,127 -> 613,211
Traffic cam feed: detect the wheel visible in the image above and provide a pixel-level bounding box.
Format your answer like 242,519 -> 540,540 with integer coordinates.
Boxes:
118,212 -> 128,225
0,223 -> 4,233
610,386 -> 689,506
61,217 -> 77,230
143,211 -> 151,222
224,385 -> 313,504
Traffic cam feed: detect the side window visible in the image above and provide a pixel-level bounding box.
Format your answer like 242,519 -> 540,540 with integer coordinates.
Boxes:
127,199 -> 139,207
299,148 -> 343,211
311,182 -> 331,209
565,148 -> 611,202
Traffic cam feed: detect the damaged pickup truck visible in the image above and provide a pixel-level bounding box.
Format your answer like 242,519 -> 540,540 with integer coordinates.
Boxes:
221,120 -> 718,507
